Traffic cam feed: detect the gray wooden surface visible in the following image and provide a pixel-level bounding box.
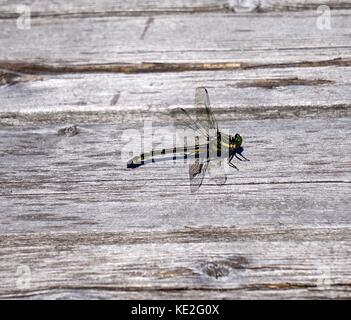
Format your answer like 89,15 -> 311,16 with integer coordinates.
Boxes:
0,0 -> 350,299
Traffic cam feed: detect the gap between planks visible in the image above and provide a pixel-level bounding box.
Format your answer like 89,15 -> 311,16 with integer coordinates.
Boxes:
1,58 -> 350,75
2,226 -> 351,246
1,0 -> 351,20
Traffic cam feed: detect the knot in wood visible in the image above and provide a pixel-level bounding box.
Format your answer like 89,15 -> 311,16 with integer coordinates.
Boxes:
58,125 -> 79,137
202,262 -> 230,279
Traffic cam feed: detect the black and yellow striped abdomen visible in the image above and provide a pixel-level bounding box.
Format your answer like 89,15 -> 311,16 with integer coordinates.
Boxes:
127,134 -> 235,169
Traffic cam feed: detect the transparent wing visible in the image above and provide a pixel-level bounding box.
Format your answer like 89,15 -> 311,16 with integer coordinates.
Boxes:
189,158 -> 208,193
194,87 -> 218,133
171,87 -> 219,141
171,87 -> 225,192
177,107 -> 209,139
207,160 -> 227,186
188,158 -> 227,192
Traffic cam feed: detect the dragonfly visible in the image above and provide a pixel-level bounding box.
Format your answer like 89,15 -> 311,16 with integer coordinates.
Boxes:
127,87 -> 249,192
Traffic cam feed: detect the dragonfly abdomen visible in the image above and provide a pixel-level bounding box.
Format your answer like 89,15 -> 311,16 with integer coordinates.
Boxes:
127,144 -> 211,169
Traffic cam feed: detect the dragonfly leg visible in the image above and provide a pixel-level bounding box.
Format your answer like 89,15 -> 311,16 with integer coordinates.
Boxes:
228,161 -> 239,171
238,153 -> 250,161
235,154 -> 243,161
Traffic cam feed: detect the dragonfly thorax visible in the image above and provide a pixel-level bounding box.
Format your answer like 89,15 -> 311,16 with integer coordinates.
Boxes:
234,133 -> 242,147
225,133 -> 244,158
227,133 -> 242,149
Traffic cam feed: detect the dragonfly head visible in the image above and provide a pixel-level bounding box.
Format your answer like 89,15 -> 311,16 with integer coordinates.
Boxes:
233,134 -> 250,161
234,133 -> 242,147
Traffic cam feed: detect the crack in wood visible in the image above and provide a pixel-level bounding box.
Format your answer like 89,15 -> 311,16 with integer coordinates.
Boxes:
140,17 -> 154,40
0,58 -> 350,75
4,280 -> 348,299
109,92 -> 120,106
235,77 -> 334,88
1,179 -> 349,186
0,6 -> 227,20
0,71 -> 42,86
1,1 -> 351,21
1,226 -> 351,247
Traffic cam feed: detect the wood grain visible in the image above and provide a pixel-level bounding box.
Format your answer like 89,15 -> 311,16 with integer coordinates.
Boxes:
0,66 -> 350,124
1,233 -> 351,299
0,118 -> 350,299
1,10 -> 350,64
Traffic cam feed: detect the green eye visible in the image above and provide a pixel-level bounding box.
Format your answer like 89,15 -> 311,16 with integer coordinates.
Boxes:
235,134 -> 242,146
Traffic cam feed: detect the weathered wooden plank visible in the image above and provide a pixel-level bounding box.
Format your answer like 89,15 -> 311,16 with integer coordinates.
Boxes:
1,233 -> 351,299
0,66 -> 350,124
0,118 -> 350,234
0,1 -> 350,300
0,0 -> 227,17
0,11 -> 350,64
0,0 -> 350,18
